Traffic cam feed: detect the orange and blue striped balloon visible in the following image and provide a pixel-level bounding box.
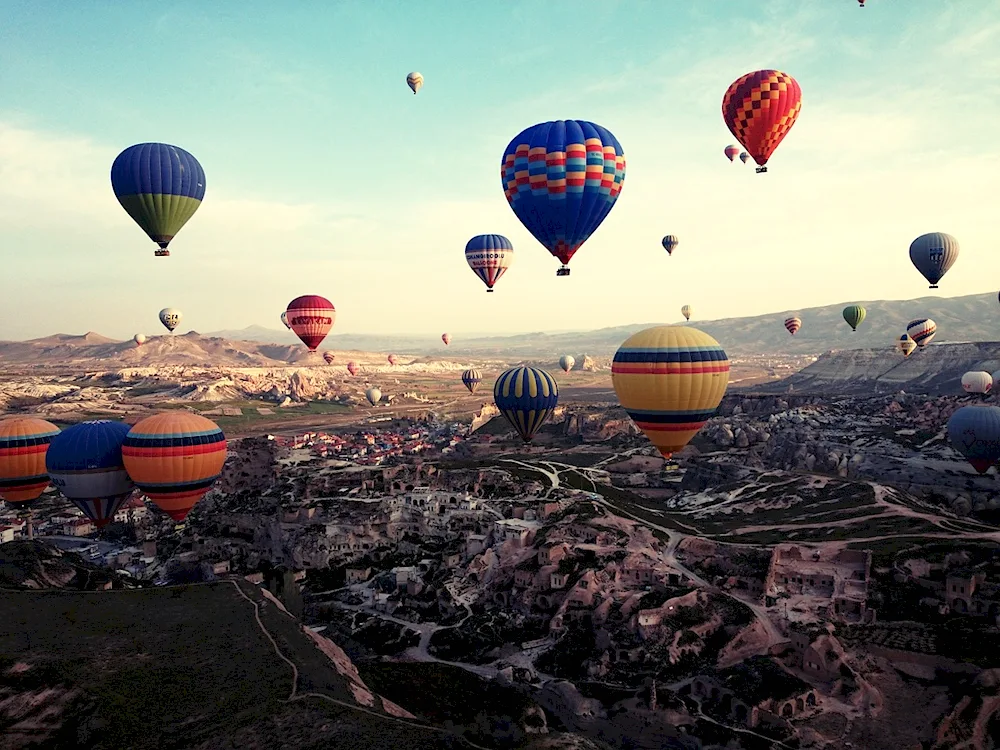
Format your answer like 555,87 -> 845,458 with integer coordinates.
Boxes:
612,326 -> 730,459
121,412 -> 227,521
493,366 -> 559,442
0,418 -> 60,506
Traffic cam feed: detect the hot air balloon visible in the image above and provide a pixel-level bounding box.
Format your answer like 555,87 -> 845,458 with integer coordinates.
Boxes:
286,295 -> 335,351
323,351 -> 335,365
159,308 -> 181,333
0,418 -> 60,506
347,361 -> 359,376
784,317 -> 802,336
739,151 -> 749,163
111,143 -> 205,257
465,234 -> 514,293
681,305 -> 693,322
45,420 -> 134,529
121,412 -> 226,522
858,0 -> 865,7
898,335 -> 916,357
724,145 -> 740,162
559,355 -> 575,373
909,233 -> 959,289
842,305 -> 866,331
662,235 -> 679,255
722,70 -> 802,173
366,387 -> 382,406
906,318 -> 936,348
962,371 -> 993,395
493,367 -> 559,442
612,326 -> 730,459
133,333 -> 146,347
442,333 -> 451,346
406,72 -> 423,94
388,354 -> 398,366
280,311 -> 290,330
947,405 -> 1000,474
462,369 -> 482,394
502,120 -> 626,276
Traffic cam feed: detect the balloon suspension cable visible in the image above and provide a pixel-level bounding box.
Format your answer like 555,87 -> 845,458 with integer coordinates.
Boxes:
755,166 -> 768,174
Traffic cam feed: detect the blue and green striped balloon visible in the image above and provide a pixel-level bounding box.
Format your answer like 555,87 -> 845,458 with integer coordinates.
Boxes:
111,143 -> 206,257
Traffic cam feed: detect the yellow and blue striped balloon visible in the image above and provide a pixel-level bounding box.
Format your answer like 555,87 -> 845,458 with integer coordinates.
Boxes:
612,326 -> 730,459
462,368 -> 483,394
493,366 -> 559,442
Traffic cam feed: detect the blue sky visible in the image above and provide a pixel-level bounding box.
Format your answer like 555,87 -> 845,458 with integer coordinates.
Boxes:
1,0 -> 998,340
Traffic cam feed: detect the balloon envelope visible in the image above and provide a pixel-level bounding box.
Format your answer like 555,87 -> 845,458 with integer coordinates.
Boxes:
559,355 -> 575,373
0,417 -> 60,506
323,351 -> 335,365
388,354 -> 398,366
280,311 -> 290,330
502,120 -> 625,273
462,368 -> 482,394
906,318 -> 936,348
724,145 -> 740,161
612,326 -> 730,459
909,232 -> 959,289
286,295 -> 336,351
46,420 -> 134,528
134,333 -> 146,347
465,234 -> 514,292
962,371 -> 993,395
366,387 -> 381,406
947,405 -> 1000,473
681,305 -> 692,321
784,317 -> 802,336
111,143 -> 205,255
406,72 -> 423,94
347,361 -> 359,376
739,151 -> 750,163
661,235 -> 679,255
159,308 -> 181,333
722,70 -> 802,169
898,335 -> 916,357
122,412 -> 226,522
442,333 -> 451,346
494,367 -> 559,442
843,305 -> 866,331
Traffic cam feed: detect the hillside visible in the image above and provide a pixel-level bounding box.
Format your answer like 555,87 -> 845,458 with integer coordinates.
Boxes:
204,291 -> 998,357
0,574 -> 479,750
753,341 -> 1000,395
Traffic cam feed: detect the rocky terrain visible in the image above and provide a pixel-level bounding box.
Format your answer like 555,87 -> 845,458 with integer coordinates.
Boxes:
755,341 -> 1000,396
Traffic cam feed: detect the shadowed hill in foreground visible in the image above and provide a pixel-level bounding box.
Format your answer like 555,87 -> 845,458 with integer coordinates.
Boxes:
0,579 -> 478,750
751,341 -> 1000,396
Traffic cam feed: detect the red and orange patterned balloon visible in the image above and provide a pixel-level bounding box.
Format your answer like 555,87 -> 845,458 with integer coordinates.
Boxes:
722,70 -> 802,172
286,295 -> 336,352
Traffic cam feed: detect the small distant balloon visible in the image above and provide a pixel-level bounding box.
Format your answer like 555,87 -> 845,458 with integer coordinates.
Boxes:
465,235 -> 514,293
898,335 -> 916,358
323,351 -> 335,365
842,305 -> 866,332
661,235 -> 679,256
406,72 -> 423,95
159,308 -> 181,333
462,369 -> 482,394
559,355 -> 575,373
442,333 -> 451,346
347,361 -> 359,376
280,311 -> 290,330
681,305 -> 692,322
493,367 -> 559,442
366,387 -> 382,406
388,354 -> 398,366
909,232 -> 959,289
739,152 -> 749,163
133,333 -> 146,347
724,145 -> 740,162
906,318 -> 936,348
286,295 -> 336,351
784,318 -> 801,336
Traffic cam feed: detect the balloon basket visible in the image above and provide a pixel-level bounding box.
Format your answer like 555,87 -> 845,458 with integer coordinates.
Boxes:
154,250 -> 170,257
486,288 -> 494,293
930,285 -> 939,289
755,166 -> 768,174
556,267 -> 570,277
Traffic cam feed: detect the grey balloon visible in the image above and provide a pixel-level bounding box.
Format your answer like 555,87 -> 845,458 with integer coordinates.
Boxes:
909,232 -> 959,289
946,405 -> 1000,473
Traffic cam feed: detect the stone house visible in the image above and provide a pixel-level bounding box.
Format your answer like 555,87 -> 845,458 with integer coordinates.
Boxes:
346,567 -> 372,584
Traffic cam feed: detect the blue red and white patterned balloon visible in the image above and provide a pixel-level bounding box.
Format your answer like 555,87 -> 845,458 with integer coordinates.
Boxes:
501,120 -> 625,276
465,234 -> 514,292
